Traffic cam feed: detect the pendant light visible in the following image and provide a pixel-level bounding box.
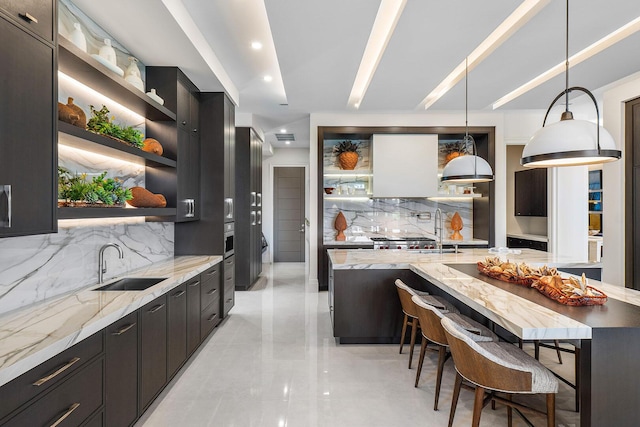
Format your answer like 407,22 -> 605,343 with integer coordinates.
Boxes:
521,0 -> 621,167
441,58 -> 494,183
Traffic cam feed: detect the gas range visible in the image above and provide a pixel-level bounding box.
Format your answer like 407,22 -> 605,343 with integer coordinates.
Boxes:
370,236 -> 437,250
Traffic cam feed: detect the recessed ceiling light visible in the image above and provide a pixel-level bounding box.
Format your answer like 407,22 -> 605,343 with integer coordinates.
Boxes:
493,14 -> 640,109
347,0 -> 407,109
285,141 -> 291,145
251,41 -> 263,50
280,128 -> 287,133
263,75 -> 273,82
418,0 -> 549,110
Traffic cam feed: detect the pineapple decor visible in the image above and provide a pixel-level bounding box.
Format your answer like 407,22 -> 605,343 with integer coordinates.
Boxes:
333,140 -> 360,170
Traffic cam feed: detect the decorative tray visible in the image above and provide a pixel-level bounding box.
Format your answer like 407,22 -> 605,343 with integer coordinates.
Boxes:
476,257 -> 556,287
531,275 -> 607,306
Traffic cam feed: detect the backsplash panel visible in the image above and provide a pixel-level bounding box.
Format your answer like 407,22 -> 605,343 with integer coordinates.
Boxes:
0,221 -> 173,315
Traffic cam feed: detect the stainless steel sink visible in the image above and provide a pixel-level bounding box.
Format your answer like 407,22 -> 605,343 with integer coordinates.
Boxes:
93,277 -> 167,291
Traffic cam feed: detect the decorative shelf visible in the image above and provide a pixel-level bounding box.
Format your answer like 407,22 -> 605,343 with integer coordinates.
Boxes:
323,170 -> 373,177
428,194 -> 482,201
58,121 -> 177,168
324,195 -> 371,200
58,37 -> 176,121
58,207 -> 176,219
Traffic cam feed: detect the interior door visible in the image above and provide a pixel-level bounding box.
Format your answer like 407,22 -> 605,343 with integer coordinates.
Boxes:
274,167 -> 305,262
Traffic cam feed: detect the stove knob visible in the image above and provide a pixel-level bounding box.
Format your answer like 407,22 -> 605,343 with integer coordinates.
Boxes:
397,245 -> 402,249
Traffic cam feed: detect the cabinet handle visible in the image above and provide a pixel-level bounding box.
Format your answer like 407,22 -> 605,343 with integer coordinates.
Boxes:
148,303 -> 165,313
226,298 -> 233,303
251,211 -> 256,226
189,280 -> 200,287
19,12 -> 38,24
192,128 -> 198,133
1,185 -> 11,228
206,269 -> 217,276
257,211 -> 262,225
182,120 -> 187,126
172,290 -> 186,298
112,322 -> 136,336
49,403 -> 80,427
207,313 -> 217,322
32,357 -> 81,386
257,193 -> 262,207
206,288 -> 217,295
226,277 -> 232,281
251,192 -> 256,206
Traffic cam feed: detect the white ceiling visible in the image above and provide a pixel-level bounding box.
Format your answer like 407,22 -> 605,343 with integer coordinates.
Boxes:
73,0 -> 640,149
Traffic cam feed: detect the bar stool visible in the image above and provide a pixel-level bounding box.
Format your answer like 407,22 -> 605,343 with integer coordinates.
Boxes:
395,279 -> 457,369
442,317 -> 559,427
411,295 -> 498,410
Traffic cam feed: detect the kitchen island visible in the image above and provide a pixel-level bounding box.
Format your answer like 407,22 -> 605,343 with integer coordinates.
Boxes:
327,248 -> 640,427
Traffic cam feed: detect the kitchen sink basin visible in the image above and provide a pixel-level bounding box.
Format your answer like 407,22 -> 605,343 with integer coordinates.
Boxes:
93,277 -> 167,291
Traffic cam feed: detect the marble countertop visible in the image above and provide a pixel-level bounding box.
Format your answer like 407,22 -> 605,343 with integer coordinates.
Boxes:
0,255 -> 222,387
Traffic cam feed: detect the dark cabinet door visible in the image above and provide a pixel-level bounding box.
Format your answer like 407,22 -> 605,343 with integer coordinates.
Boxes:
139,295 -> 167,412
223,256 -> 235,317
176,81 -> 191,133
0,17 -> 56,237
105,312 -> 138,427
0,0 -> 55,42
176,129 -> 199,222
186,275 -> 201,355
167,283 -> 187,378
188,131 -> 201,220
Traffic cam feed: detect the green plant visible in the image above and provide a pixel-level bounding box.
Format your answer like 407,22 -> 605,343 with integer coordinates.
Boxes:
58,167 -> 133,205
86,105 -> 144,148
333,140 -> 360,155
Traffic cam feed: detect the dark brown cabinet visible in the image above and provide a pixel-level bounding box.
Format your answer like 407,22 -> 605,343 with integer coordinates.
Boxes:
146,67 -> 200,222
200,264 -> 221,339
186,275 -> 201,355
105,312 -> 138,427
0,0 -> 55,43
223,255 -> 235,317
0,14 -> 56,238
514,169 -> 547,217
139,295 -> 167,411
235,127 -> 263,290
167,283 -> 187,378
506,236 -> 548,252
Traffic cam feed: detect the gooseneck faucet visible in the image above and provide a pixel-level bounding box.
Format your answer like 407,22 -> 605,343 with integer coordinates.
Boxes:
434,208 -> 444,254
98,243 -> 124,283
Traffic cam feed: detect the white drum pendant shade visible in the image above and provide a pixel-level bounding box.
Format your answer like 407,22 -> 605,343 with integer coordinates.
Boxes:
522,119 -> 620,167
441,154 -> 494,183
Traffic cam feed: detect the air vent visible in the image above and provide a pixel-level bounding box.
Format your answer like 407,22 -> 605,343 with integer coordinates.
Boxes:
276,133 -> 295,141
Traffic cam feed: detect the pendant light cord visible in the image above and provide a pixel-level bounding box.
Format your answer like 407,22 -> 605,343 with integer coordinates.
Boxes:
565,0 -> 569,113
464,57 -> 479,174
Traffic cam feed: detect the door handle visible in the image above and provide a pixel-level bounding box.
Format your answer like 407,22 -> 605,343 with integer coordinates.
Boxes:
19,12 -> 38,24
257,210 -> 261,225
299,224 -> 305,233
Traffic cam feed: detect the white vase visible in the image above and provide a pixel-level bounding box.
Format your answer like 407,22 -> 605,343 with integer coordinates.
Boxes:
98,38 -> 117,66
124,57 -> 144,92
146,88 -> 165,105
70,23 -> 87,52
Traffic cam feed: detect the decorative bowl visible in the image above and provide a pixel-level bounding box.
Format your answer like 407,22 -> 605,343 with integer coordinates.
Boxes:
588,229 -> 600,236
324,187 -> 335,194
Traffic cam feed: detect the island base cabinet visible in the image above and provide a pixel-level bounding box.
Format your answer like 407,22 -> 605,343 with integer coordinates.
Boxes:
167,283 -> 188,378
201,295 -> 220,340
3,358 -> 104,427
105,312 -> 138,427
139,295 -> 167,412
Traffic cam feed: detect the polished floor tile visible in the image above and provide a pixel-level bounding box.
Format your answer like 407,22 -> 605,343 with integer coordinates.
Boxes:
136,263 -> 579,427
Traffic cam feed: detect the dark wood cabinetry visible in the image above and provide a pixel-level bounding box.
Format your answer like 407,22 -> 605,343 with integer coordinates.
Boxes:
175,93 -> 235,255
506,236 -> 547,252
200,264 -> 221,339
0,13 -> 56,238
145,67 -> 200,222
105,312 -> 138,427
186,275 -> 201,356
167,283 -> 187,378
235,127 -> 263,290
223,255 -> 235,317
139,295 -> 167,411
0,0 -> 55,43
514,169 -> 547,217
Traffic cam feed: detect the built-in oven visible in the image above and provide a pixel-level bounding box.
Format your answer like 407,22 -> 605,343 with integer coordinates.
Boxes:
224,222 -> 234,258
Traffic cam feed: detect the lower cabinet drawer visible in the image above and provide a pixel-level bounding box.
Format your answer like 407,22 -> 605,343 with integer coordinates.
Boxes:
200,274 -> 220,311
200,297 -> 220,340
3,357 -> 104,427
0,330 -> 103,421
223,282 -> 235,316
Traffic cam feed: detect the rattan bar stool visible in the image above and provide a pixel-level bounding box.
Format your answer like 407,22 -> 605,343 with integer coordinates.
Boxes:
395,279 -> 457,369
442,317 -> 559,427
411,295 -> 498,410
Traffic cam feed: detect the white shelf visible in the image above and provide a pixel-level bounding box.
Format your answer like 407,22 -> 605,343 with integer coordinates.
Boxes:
428,194 -> 481,201
324,195 -> 371,201
323,170 -> 372,177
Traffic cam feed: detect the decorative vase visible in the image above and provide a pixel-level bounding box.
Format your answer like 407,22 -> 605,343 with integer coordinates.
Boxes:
58,97 -> 87,128
98,38 -> 117,66
142,138 -> 163,155
127,187 -> 167,208
334,211 -> 347,241
146,88 -> 165,105
70,23 -> 87,52
124,57 -> 144,92
338,152 -> 359,170
450,211 -> 463,240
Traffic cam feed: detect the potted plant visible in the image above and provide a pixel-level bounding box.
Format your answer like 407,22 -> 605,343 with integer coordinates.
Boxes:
58,167 -> 133,207
86,105 -> 144,149
333,140 -> 360,170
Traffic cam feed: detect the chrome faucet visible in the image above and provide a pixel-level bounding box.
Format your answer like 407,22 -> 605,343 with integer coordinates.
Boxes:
434,208 -> 444,254
98,243 -> 124,283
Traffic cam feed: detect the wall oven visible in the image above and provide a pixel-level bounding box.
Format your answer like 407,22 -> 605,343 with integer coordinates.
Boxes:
224,222 -> 234,258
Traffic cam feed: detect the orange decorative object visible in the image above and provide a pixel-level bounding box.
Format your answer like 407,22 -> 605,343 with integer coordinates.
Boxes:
450,211 -> 463,240
127,187 -> 167,208
142,138 -> 164,155
334,211 -> 347,241
338,152 -> 359,170
58,97 -> 87,128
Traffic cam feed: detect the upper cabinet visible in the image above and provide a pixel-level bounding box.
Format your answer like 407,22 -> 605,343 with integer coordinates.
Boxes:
372,134 -> 438,198
0,7 -> 57,237
514,168 -> 547,217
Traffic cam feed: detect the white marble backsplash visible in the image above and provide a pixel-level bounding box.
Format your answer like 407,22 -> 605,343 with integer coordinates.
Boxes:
0,221 -> 173,315
324,198 -> 474,241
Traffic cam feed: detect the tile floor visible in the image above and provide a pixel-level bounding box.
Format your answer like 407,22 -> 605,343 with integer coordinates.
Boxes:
136,263 -> 579,427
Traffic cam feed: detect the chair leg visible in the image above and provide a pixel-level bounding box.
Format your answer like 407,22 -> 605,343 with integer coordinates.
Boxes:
534,340 -> 540,359
575,347 -> 580,412
448,372 -> 463,427
553,339 -> 563,364
546,393 -> 556,427
415,337 -> 428,388
506,394 -> 513,427
472,386 -> 485,427
399,314 -> 408,354
408,318 -> 418,369
434,345 -> 447,410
